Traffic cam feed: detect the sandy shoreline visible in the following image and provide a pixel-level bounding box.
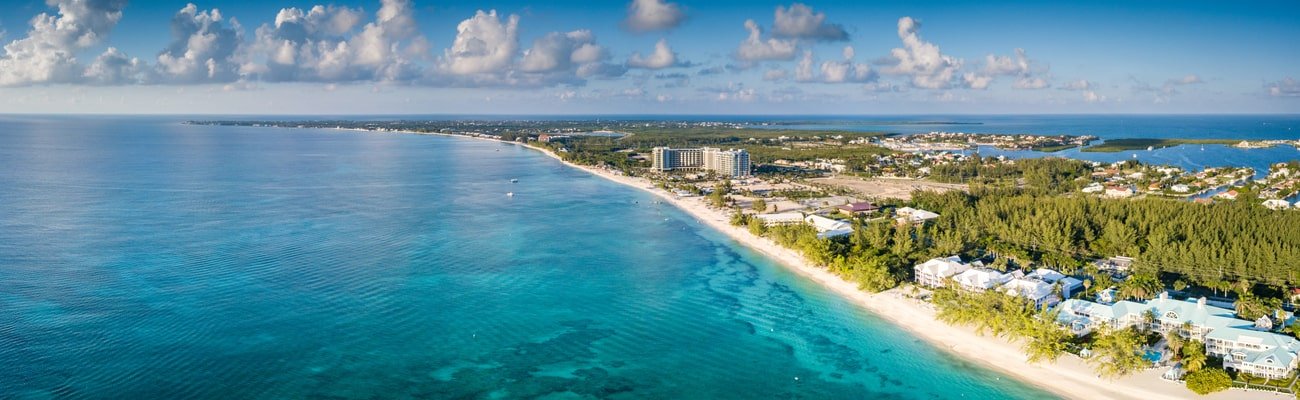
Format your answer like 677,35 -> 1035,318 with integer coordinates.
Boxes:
384,128 -> 1279,399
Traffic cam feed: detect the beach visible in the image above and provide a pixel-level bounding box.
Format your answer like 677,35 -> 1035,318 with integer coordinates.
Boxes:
493,136 -> 1286,400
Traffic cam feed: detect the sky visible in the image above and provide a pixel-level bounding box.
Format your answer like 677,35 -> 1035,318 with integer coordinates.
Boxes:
0,0 -> 1297,115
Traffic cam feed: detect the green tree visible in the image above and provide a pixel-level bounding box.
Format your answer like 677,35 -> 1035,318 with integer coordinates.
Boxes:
1087,327 -> 1148,378
1182,340 -> 1207,372
1165,331 -> 1186,361
1184,368 -> 1231,395
751,198 -> 767,212
1118,274 -> 1163,301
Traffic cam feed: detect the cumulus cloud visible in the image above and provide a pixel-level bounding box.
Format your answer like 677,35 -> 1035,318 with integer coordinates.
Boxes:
245,1 -> 428,83
623,0 -> 685,33
627,38 -> 677,69
877,17 -> 962,89
703,82 -> 758,102
763,68 -> 789,81
1266,78 -> 1299,97
155,4 -> 244,83
794,47 -> 874,84
1083,90 -> 1105,103
0,0 -> 128,86
773,3 -> 848,41
734,19 -> 797,62
961,72 -> 991,90
84,47 -> 150,84
975,48 -> 1049,90
440,10 -> 519,75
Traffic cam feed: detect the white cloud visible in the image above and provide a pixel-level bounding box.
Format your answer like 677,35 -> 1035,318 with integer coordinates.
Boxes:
793,47 -> 874,84
1014,76 -> 1049,89
734,19 -> 797,62
878,17 -> 962,89
520,30 -> 598,72
627,38 -> 677,69
1267,78 -> 1299,97
763,68 -> 789,81
772,3 -> 848,41
623,0 -> 685,33
1083,90 -> 1105,103
980,48 -> 1049,89
246,1 -> 427,83
84,47 -> 150,85
0,0 -> 128,86
440,10 -> 519,75
155,4 -> 244,83
961,72 -> 991,89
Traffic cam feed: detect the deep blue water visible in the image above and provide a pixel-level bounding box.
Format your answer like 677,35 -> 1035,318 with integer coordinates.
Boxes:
0,117 -> 1053,399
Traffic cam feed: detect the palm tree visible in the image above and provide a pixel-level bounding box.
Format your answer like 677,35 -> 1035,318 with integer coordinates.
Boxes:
1165,331 -> 1185,360
1082,278 -> 1093,297
1141,309 -> 1158,332
1182,341 -> 1207,372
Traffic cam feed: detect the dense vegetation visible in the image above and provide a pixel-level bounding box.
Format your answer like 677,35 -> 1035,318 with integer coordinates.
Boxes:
911,188 -> 1300,291
928,156 -> 1094,192
1184,368 -> 1232,395
931,288 -> 1072,363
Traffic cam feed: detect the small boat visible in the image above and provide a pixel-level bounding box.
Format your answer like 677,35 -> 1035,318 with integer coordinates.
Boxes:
510,178 -> 518,183
506,192 -> 514,197
1147,146 -> 1154,151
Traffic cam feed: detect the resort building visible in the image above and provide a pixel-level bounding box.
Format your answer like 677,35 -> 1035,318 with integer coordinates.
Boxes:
651,147 -> 752,177
914,256 -> 971,288
952,268 -> 1013,292
836,201 -> 880,216
754,212 -> 805,226
804,215 -> 854,239
895,207 -> 940,224
1056,293 -> 1300,379
1000,277 -> 1059,307
1025,268 -> 1084,298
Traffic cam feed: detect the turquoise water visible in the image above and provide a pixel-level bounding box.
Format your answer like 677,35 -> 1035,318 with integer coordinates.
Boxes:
0,117 -> 1053,399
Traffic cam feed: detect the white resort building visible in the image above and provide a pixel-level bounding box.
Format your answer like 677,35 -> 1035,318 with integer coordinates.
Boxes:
651,147 -> 752,177
803,215 -> 853,239
952,268 -> 1013,292
1056,293 -> 1300,379
895,207 -> 940,224
914,256 -> 971,288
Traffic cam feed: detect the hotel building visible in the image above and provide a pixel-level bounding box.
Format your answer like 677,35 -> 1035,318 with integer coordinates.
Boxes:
651,147 -> 752,177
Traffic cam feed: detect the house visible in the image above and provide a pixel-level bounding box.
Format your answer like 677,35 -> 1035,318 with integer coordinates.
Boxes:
804,215 -> 853,239
755,212 -> 804,226
1171,184 -> 1191,193
952,268 -> 1013,292
1081,183 -> 1104,194
837,201 -> 880,216
1001,277 -> 1059,307
913,256 -> 971,288
1096,287 -> 1119,304
1264,199 -> 1292,210
1095,256 -> 1134,274
1055,294 -> 1300,379
1104,185 -> 1135,198
895,207 -> 940,224
1025,268 -> 1085,298
1217,190 -> 1240,200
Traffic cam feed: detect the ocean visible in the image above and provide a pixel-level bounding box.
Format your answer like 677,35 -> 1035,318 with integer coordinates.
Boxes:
0,116 -> 1052,399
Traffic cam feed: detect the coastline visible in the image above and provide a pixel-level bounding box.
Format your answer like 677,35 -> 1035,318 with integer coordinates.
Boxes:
376,128 -> 1279,399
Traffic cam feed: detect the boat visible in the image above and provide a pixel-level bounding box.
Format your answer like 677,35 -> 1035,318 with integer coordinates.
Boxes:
510,179 -> 518,183
1147,146 -> 1154,151
506,192 -> 514,197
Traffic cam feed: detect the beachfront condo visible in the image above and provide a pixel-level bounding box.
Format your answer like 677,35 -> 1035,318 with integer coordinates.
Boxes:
1057,293 -> 1300,379
651,147 -> 752,177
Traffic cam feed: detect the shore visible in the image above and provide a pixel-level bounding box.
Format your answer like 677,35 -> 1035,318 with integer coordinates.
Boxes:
381,129 -> 1283,399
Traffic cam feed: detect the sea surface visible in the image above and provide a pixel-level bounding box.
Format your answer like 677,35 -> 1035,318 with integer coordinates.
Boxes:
0,116 -> 1053,399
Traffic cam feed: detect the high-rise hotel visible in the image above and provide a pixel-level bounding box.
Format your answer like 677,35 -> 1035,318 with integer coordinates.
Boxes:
651,147 -> 752,177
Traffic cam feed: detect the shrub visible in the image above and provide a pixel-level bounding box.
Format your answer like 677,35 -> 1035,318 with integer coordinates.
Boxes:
1184,368 -> 1231,395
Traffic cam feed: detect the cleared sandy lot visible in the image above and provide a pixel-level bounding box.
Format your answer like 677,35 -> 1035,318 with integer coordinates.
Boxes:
812,176 -> 967,200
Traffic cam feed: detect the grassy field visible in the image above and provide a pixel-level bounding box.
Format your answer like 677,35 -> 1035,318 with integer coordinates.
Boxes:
1081,138 -> 1238,152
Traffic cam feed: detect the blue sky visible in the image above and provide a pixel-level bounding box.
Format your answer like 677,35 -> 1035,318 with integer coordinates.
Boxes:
0,0 -> 1297,114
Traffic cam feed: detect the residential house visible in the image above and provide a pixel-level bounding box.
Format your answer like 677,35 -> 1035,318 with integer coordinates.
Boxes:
952,268 -> 1013,292
914,256 -> 971,288
804,215 -> 853,239
1001,277 -> 1059,307
1104,185 -> 1135,198
837,202 -> 880,216
1264,199 -> 1292,210
895,207 -> 940,224
1025,268 -> 1085,298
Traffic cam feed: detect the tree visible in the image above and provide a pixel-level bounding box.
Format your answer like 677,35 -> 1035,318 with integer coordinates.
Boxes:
751,198 -> 767,212
1184,368 -> 1231,395
1118,274 -> 1163,301
1023,310 -> 1070,364
1182,340 -> 1207,372
1087,327 -> 1148,378
1173,279 -> 1188,292
1165,331 -> 1185,361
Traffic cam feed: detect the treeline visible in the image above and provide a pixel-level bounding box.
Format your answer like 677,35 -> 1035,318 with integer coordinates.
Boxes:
928,156 -> 1093,193
911,188 -> 1300,291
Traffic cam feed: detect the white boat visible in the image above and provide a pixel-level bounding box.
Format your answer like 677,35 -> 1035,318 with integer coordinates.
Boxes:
1147,146 -> 1154,151
506,192 -> 514,197
510,179 -> 518,183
